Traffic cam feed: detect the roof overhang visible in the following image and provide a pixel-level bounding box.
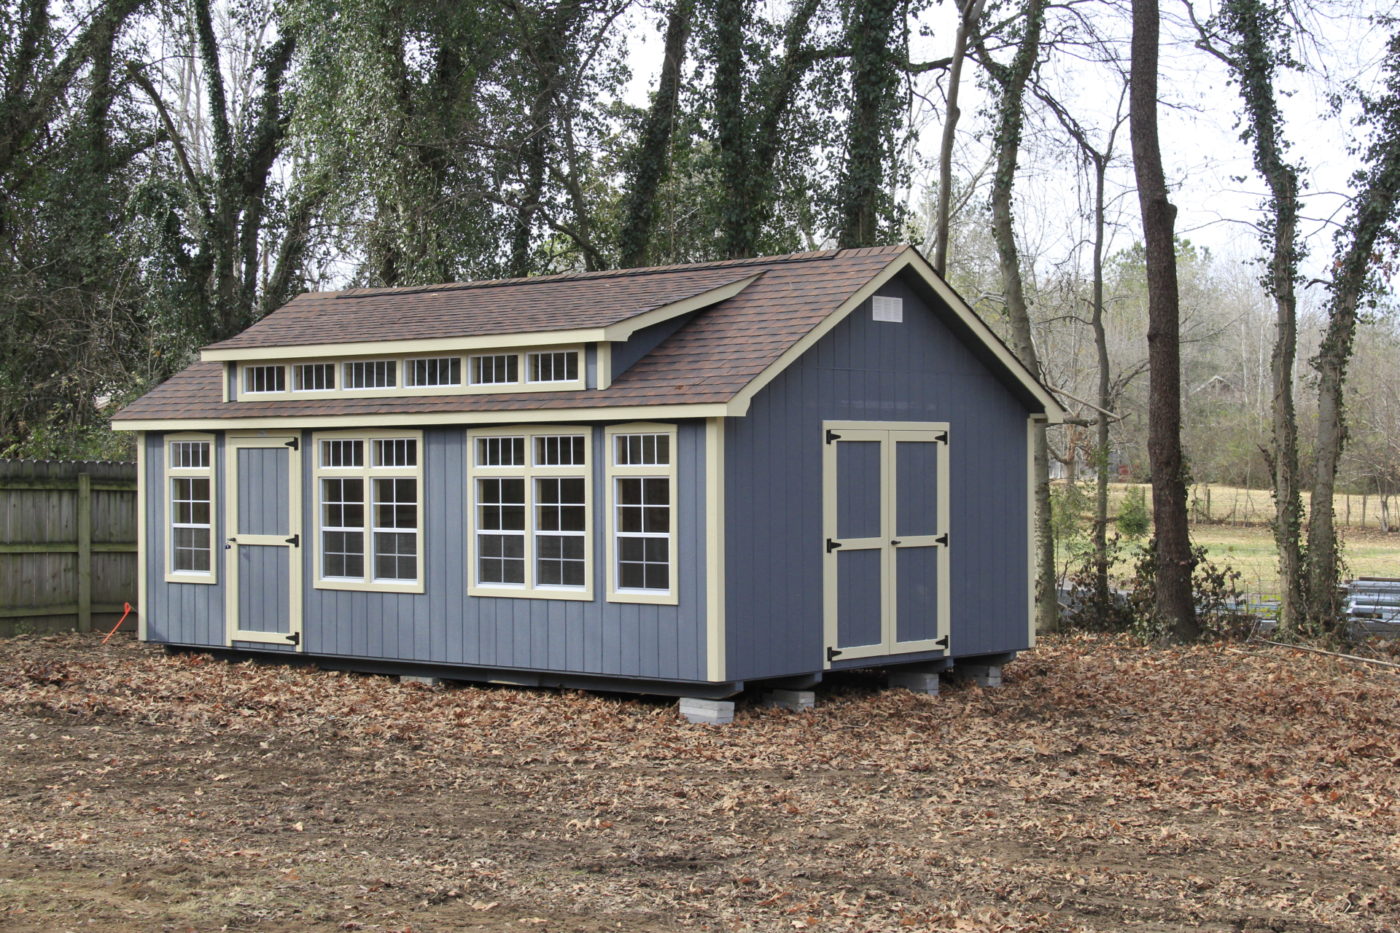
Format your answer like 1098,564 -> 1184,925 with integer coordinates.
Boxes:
724,247 -> 1068,422
110,402 -> 733,432
198,273 -> 763,363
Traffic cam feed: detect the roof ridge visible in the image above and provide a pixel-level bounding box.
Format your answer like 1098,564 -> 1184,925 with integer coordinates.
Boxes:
332,245 -> 905,301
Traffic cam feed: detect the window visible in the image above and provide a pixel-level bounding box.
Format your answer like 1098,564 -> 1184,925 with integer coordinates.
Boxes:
406,356 -> 462,387
467,427 -> 592,599
470,354 -> 519,386
313,433 -> 422,591
294,363 -> 336,391
243,365 -> 286,394
606,425 -> 677,604
527,350 -> 579,383
343,359 -> 398,389
165,436 -> 216,582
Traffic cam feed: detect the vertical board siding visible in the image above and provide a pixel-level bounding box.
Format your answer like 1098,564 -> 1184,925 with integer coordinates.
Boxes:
291,423 -> 708,683
725,274 -> 1031,681
0,459 -> 137,634
145,433 -> 226,646
236,447 -> 290,536
237,546 -> 291,633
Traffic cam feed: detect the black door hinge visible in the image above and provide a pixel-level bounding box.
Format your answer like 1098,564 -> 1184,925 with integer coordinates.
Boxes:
825,429 -> 841,444
826,538 -> 843,553
933,635 -> 949,649
934,532 -> 948,547
934,430 -> 948,443
285,437 -> 300,450
285,533 -> 300,547
827,646 -> 843,661
286,631 -> 300,646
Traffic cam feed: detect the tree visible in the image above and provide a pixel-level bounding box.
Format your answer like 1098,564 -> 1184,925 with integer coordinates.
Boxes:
1190,0 -> 1308,637
834,0 -> 903,247
931,0 -> 985,275
972,0 -> 1056,633
1307,23 -> 1400,636
1130,0 -> 1198,641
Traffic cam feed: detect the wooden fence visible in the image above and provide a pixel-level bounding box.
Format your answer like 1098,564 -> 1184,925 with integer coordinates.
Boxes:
0,459 -> 137,637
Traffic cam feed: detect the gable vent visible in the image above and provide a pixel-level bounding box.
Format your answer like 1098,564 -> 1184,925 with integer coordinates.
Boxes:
872,296 -> 903,323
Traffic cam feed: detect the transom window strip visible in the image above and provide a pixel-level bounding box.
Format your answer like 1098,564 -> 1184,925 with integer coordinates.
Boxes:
534,434 -> 586,466
169,440 -> 210,469
470,353 -> 519,385
614,432 -> 670,467
343,359 -> 397,389
407,356 -> 462,387
476,436 -> 524,467
243,365 -> 286,394
527,350 -> 579,383
320,439 -> 364,468
294,363 -> 336,391
373,438 -> 418,468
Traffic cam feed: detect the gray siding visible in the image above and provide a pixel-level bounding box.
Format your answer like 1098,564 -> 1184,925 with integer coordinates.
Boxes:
724,273 -> 1031,681
298,423 -> 709,681
144,432 -> 226,647
234,446 -> 289,536
610,312 -> 698,379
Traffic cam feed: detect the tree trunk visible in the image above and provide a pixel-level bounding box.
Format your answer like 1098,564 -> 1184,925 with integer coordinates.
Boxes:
617,0 -> 693,268
931,0 -> 983,276
1130,0 -> 1198,640
979,0 -> 1054,633
836,0 -> 900,248
1090,151 -> 1112,609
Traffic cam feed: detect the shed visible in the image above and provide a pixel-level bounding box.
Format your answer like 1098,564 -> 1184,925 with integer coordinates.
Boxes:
112,245 -> 1065,709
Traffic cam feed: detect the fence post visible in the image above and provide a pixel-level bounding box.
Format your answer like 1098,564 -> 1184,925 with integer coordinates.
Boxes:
77,471 -> 92,632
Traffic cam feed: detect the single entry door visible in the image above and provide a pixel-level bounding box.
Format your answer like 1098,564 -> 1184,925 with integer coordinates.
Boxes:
225,434 -> 303,648
822,421 -> 949,665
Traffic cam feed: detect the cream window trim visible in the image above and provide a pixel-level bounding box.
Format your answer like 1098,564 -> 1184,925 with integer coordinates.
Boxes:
163,432 -> 218,585
232,346 -> 584,402
465,425 -> 594,602
605,423 -> 679,606
311,429 -> 425,594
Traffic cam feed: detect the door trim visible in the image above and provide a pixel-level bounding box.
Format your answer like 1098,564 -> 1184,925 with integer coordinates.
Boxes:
225,433 -> 303,649
822,421 -> 949,667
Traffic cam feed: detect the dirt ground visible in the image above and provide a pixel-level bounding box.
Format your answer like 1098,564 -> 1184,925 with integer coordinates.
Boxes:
1,633 -> 1397,933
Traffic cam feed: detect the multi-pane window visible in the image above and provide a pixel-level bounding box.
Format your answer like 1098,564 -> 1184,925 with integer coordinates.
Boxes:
343,359 -> 398,389
469,354 -> 519,386
166,438 -> 215,579
406,356 -> 462,387
294,363 -> 336,391
314,434 -> 421,589
606,427 -> 677,602
527,350 -> 579,383
468,428 -> 591,596
243,365 -> 286,394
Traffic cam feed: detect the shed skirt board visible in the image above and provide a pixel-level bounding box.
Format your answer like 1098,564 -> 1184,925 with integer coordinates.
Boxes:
822,421 -> 949,667
225,434 -> 303,648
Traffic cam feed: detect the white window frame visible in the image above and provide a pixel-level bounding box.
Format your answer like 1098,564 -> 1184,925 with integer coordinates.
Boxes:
164,433 -> 217,584
242,364 -> 286,394
468,353 -> 521,387
466,426 -> 593,601
405,356 -> 463,388
526,349 -> 581,385
342,359 -> 399,390
311,430 -> 424,593
293,362 -> 337,392
605,423 -> 678,605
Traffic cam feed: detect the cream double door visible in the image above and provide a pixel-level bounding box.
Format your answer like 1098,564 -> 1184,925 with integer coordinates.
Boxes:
822,421 -> 949,665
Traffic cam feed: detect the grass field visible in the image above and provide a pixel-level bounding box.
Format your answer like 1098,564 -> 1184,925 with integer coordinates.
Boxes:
1058,483 -> 1400,597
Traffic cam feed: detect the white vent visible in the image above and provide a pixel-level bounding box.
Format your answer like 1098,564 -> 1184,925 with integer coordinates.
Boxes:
872,296 -> 903,323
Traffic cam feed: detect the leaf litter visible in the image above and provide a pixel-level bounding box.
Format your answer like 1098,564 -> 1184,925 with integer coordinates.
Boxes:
0,632 -> 1396,932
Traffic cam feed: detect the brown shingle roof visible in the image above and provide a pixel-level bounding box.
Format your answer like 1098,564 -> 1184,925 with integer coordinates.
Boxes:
114,246 -> 908,423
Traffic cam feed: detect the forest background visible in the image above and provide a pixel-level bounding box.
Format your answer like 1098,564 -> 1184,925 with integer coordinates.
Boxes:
1,0 -> 1397,635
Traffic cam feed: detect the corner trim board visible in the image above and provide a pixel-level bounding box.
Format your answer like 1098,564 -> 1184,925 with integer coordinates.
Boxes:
705,418 -> 726,682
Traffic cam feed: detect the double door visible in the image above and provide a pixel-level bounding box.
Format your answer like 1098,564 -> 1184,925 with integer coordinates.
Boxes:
822,421 -> 949,665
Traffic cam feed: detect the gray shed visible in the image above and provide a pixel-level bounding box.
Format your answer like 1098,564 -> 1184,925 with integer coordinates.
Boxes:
113,245 -> 1065,705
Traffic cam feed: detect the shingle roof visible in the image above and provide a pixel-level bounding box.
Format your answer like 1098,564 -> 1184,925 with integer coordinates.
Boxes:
113,245 -> 913,423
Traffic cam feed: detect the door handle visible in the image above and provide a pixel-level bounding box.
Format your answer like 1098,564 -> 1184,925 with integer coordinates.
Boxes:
225,537 -> 236,550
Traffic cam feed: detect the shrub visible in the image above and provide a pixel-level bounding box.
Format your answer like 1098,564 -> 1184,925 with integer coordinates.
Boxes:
1118,485 -> 1150,539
